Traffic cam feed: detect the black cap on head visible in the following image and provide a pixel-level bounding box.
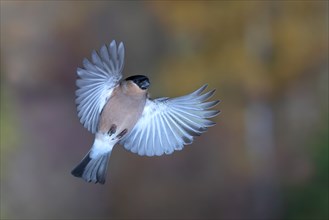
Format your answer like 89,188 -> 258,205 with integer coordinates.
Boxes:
125,75 -> 150,90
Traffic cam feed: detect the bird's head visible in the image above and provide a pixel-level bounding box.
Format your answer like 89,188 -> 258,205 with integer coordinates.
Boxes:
125,75 -> 150,90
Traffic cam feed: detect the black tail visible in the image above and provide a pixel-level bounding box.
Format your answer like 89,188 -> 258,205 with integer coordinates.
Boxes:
71,151 -> 111,184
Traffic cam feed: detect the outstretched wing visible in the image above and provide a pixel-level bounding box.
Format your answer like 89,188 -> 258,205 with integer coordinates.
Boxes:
119,85 -> 220,156
76,40 -> 125,133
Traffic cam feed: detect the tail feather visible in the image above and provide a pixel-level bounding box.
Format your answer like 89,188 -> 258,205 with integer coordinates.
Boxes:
71,151 -> 111,184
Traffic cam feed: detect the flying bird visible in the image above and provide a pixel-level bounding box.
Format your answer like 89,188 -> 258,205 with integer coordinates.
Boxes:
71,40 -> 220,184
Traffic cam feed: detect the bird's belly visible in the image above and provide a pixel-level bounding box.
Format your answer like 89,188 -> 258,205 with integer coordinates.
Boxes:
98,95 -> 146,138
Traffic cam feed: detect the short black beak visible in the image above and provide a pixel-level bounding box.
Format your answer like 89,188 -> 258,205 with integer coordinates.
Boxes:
140,80 -> 150,90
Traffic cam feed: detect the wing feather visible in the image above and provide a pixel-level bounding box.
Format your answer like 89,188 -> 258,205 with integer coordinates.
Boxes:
76,40 -> 125,133
120,85 -> 220,156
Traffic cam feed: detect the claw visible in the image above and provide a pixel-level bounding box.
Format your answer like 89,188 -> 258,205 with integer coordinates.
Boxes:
116,129 -> 128,139
108,124 -> 117,136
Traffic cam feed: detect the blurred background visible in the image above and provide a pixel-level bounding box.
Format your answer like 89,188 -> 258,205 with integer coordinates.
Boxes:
1,1 -> 328,219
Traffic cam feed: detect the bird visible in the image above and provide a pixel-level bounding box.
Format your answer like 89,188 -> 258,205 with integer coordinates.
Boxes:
71,40 -> 220,184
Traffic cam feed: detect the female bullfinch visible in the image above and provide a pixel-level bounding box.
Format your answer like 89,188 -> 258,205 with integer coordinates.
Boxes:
71,40 -> 220,184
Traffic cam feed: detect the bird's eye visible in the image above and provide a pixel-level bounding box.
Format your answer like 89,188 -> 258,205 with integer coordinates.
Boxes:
125,75 -> 150,90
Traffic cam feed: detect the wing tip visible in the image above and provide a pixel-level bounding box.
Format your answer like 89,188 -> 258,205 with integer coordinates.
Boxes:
201,83 -> 208,89
118,41 -> 124,50
212,110 -> 221,117
110,40 -> 117,47
207,121 -> 216,127
210,100 -> 221,108
198,84 -> 208,93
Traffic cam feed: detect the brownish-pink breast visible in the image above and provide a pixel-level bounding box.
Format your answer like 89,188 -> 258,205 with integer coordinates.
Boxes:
98,81 -> 147,137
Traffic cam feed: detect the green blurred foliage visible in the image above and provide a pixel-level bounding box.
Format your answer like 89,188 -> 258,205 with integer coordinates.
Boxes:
150,1 -> 327,97
0,83 -> 19,219
0,83 -> 19,159
284,125 -> 328,220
